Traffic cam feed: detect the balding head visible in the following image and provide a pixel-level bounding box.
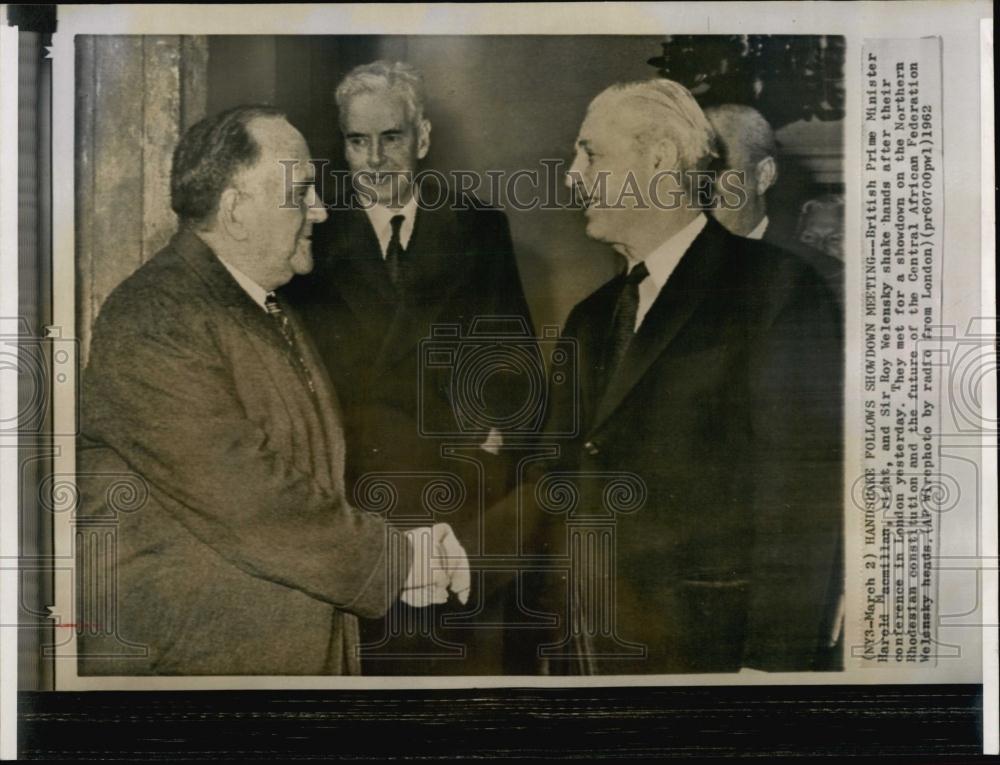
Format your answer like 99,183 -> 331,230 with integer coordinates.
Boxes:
704,104 -> 777,236
705,104 -> 776,175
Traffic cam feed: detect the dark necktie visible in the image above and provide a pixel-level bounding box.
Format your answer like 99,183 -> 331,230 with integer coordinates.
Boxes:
605,261 -> 650,387
385,214 -> 407,289
264,292 -> 317,397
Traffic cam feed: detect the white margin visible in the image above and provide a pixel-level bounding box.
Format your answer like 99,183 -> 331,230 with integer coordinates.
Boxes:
979,16 -> 997,758
0,7 -> 20,761
44,2 -> 993,696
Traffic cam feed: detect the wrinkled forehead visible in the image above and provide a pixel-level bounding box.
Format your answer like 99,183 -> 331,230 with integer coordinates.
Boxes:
579,94 -> 653,145
342,88 -> 413,130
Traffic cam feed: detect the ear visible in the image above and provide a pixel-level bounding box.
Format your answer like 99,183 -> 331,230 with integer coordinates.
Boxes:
754,156 -> 777,195
416,118 -> 432,160
650,137 -> 678,172
217,187 -> 248,241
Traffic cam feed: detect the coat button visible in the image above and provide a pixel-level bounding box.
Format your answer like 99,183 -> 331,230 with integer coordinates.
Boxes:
583,440 -> 600,456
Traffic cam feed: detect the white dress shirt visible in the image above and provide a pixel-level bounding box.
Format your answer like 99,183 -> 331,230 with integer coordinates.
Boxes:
218,257 -> 269,312
746,215 -> 769,241
364,196 -> 419,258
631,213 -> 708,331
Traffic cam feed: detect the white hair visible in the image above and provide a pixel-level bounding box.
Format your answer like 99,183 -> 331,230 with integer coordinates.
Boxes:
334,60 -> 427,127
590,78 -> 717,172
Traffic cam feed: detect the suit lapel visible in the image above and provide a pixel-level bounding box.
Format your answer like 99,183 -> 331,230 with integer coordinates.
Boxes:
173,229 -> 279,348
589,217 -> 730,433
572,279 -> 622,429
378,205 -> 476,368
319,207 -> 398,341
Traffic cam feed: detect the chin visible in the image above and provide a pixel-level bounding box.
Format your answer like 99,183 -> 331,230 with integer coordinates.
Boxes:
382,185 -> 412,208
290,248 -> 314,276
584,213 -> 611,243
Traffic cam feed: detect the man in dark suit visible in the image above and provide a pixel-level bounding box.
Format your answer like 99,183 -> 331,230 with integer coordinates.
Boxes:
285,62 -> 534,674
76,105 -> 468,676
532,79 -> 843,674
704,103 -> 844,308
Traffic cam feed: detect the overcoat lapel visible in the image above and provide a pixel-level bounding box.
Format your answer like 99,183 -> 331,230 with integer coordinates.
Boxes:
282,297 -> 347,455
173,229 -> 339,434
173,229 -> 280,350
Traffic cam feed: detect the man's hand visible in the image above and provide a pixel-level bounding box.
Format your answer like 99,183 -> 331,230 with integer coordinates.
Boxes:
400,523 -> 470,607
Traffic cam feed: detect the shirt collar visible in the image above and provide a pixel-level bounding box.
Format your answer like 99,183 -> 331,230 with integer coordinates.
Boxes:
217,256 -> 270,312
745,215 -> 769,241
364,196 -> 419,255
634,213 -> 708,291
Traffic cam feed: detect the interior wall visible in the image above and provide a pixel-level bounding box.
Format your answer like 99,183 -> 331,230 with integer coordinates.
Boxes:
75,35 -> 208,363
207,36 -> 380,183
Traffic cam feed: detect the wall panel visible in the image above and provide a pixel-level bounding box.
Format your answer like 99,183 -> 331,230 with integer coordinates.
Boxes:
75,35 -> 208,363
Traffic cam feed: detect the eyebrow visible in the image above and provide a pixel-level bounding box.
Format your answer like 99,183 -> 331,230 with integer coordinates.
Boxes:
344,127 -> 406,140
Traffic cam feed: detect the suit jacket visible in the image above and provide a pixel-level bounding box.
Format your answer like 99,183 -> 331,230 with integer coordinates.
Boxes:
283,201 -> 534,674
535,216 -> 843,674
77,229 -> 408,676
285,202 -> 534,497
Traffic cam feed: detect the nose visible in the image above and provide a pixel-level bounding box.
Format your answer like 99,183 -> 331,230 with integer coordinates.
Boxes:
306,188 -> 328,224
368,141 -> 385,168
565,153 -> 583,190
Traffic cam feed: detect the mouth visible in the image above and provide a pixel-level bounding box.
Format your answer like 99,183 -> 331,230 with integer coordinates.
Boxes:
360,171 -> 395,185
574,187 -> 597,211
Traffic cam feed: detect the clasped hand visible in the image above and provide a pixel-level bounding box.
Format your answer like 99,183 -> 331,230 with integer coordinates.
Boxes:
400,523 -> 471,607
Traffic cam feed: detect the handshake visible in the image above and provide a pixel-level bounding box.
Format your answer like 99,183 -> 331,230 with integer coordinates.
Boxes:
400,523 -> 471,607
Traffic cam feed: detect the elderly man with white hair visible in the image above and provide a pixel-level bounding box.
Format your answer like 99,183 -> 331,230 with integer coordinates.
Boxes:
285,61 -> 533,676
704,103 -> 779,240
705,103 -> 844,307
534,78 -> 843,674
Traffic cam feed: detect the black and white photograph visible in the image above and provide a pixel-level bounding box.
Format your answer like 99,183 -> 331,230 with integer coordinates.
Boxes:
1,1 -> 994,759
68,32 -> 848,679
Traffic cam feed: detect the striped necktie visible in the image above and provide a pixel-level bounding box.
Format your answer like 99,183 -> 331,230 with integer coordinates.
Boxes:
264,292 -> 317,396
